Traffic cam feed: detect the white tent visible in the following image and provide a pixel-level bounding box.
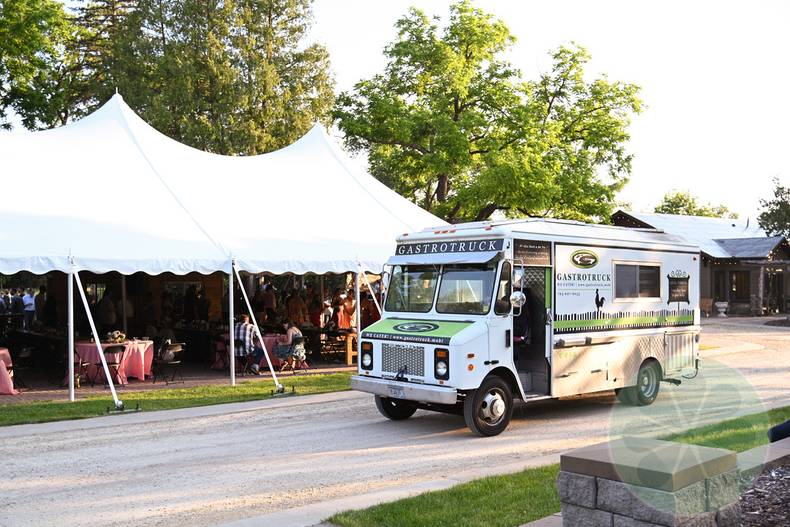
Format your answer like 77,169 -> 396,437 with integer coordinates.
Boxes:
0,94 -> 443,403
0,94 -> 443,275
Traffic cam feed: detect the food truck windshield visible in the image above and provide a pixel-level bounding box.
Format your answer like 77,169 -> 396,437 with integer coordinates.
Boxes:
385,263 -> 499,315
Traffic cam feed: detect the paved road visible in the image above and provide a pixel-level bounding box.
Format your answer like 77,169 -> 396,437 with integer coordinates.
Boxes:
0,318 -> 788,527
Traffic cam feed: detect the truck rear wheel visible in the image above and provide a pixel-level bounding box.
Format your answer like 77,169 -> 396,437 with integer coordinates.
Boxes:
616,361 -> 661,407
463,376 -> 513,437
375,395 -> 417,420
635,361 -> 661,406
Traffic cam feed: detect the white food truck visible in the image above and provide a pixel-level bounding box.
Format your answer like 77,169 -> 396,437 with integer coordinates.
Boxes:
351,219 -> 701,436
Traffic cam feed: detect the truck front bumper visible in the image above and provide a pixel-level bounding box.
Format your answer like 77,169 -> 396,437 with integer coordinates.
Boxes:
351,375 -> 458,405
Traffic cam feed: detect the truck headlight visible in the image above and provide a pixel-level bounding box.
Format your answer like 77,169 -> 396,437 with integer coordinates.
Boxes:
435,361 -> 447,377
361,341 -> 373,370
434,348 -> 449,380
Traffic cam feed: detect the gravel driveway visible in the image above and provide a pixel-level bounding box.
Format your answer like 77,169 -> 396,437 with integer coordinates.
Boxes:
0,318 -> 788,527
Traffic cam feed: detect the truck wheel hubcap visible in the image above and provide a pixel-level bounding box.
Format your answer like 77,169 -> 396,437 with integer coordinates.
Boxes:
640,367 -> 658,398
480,390 -> 506,423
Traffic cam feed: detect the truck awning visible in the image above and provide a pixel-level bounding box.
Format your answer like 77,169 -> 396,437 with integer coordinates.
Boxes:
386,250 -> 502,266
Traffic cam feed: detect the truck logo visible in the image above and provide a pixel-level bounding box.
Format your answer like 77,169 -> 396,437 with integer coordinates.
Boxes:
393,322 -> 439,333
570,250 -> 598,268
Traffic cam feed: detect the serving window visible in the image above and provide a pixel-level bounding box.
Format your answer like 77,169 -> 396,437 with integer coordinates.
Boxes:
614,263 -> 661,300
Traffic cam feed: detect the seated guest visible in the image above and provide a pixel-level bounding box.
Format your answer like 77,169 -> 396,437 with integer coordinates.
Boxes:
234,314 -> 265,374
274,320 -> 306,368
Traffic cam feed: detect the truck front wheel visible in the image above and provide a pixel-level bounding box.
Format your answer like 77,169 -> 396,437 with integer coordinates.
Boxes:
375,395 -> 417,420
463,376 -> 513,437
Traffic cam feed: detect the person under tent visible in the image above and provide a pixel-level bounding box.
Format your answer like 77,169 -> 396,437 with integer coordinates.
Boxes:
234,314 -> 265,375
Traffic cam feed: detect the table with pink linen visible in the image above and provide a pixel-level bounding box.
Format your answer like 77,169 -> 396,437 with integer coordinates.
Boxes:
259,335 -> 283,369
0,347 -> 17,395
75,340 -> 154,384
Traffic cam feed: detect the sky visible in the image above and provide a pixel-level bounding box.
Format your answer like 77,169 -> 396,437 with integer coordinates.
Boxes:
309,0 -> 790,220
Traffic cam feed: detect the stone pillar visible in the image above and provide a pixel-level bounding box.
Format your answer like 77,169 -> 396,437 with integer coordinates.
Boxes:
557,437 -> 740,527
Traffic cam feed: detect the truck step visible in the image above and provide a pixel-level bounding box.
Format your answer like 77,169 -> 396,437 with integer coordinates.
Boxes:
518,372 -> 532,392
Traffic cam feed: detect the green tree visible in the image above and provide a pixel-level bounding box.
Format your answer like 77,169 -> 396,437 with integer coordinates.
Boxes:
0,0 -> 73,128
654,190 -> 737,218
333,1 -> 642,222
3,0 -> 334,155
758,178 -> 790,237
230,0 -> 334,154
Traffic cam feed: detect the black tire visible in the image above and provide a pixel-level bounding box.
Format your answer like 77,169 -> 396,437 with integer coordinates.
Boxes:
634,361 -> 661,406
375,395 -> 417,420
463,376 -> 514,437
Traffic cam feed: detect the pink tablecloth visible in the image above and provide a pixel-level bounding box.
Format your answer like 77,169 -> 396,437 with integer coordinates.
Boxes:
259,335 -> 283,369
0,348 -> 17,395
75,340 -> 154,384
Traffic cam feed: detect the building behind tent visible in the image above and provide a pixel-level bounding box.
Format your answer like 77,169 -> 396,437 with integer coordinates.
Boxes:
612,210 -> 790,315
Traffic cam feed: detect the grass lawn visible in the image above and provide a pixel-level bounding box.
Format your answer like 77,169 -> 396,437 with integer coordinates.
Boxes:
663,404 -> 790,452
329,404 -> 790,527
0,372 -> 351,427
330,464 -> 561,527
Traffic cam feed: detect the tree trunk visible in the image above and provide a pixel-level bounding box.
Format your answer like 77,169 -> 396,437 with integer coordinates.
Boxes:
436,174 -> 448,202
475,203 -> 500,221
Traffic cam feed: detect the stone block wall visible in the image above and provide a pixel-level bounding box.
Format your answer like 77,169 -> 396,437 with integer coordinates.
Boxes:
557,468 -> 739,527
557,436 -> 790,527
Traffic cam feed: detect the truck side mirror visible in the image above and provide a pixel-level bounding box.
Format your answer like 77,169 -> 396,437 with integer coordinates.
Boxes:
510,291 -> 526,309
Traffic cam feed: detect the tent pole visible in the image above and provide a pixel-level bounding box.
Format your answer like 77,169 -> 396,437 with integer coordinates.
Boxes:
68,266 -> 75,402
354,270 -> 361,361
229,261 -> 236,386
234,265 -> 283,392
121,274 -> 128,334
74,271 -> 122,410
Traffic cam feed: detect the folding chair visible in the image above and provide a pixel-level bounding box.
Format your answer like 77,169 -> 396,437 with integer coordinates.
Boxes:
94,344 -> 126,387
8,347 -> 34,389
233,339 -> 255,376
152,342 -> 185,384
71,351 -> 90,388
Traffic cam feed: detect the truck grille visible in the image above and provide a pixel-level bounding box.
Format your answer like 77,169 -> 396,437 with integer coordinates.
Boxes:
382,343 -> 425,377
